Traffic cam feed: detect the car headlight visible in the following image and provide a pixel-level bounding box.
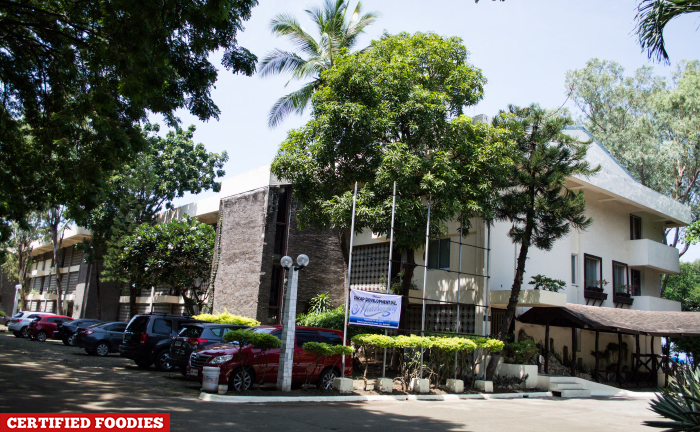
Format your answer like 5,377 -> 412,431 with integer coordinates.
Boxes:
209,355 -> 233,365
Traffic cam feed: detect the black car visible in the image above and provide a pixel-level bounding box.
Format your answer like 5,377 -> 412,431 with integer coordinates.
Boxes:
119,313 -> 202,371
53,318 -> 105,346
76,322 -> 127,356
169,323 -> 249,374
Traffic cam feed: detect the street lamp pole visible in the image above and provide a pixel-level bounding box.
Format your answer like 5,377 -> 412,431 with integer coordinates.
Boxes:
276,254 -> 309,392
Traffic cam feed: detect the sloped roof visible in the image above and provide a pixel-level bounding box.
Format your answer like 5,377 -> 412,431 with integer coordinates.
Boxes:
517,303 -> 700,337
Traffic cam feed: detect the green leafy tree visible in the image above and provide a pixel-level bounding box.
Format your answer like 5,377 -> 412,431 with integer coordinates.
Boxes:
258,0 -> 378,127
635,0 -> 700,64
117,216 -> 216,316
528,274 -> 566,292
663,260 -> 700,311
273,32 -> 515,328
43,207 -> 71,316
0,0 -> 257,243
1,214 -> 43,310
485,104 -> 599,379
568,59 -> 700,295
82,124 -> 227,317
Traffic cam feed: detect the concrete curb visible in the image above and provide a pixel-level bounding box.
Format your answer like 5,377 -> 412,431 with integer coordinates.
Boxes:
198,391 -> 554,403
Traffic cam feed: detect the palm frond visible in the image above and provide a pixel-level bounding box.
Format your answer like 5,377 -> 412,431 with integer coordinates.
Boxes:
635,0 -> 700,65
270,14 -> 322,58
267,81 -> 319,128
257,49 -> 306,78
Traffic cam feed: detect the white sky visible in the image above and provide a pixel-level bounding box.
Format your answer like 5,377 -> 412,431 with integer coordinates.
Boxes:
160,0 -> 700,262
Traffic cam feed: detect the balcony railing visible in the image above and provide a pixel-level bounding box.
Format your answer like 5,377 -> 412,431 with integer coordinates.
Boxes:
629,239 -> 680,273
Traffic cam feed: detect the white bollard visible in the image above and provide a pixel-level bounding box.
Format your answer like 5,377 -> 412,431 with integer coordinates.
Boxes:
202,366 -> 220,393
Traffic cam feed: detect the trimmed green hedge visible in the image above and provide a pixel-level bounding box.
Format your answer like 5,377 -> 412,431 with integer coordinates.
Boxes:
193,310 -> 260,327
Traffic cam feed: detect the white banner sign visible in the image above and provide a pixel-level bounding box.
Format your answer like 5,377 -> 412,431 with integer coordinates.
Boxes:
349,289 -> 402,329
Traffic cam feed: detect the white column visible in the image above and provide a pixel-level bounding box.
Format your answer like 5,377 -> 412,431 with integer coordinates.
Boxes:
276,267 -> 298,391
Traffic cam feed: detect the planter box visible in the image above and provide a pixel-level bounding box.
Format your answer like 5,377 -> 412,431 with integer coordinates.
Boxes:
584,289 -> 608,301
496,363 -> 538,389
613,294 -> 634,305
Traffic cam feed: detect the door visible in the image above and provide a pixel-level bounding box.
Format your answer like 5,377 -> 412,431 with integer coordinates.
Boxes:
292,330 -> 321,383
108,323 -> 127,350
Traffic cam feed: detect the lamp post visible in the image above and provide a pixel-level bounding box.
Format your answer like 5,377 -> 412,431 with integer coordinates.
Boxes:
276,254 -> 309,392
12,284 -> 22,316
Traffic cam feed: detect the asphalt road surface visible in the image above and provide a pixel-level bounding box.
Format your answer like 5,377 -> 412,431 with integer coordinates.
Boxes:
0,330 -> 661,431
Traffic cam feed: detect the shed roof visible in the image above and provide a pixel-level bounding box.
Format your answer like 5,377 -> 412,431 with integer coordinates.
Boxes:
517,303 -> 700,337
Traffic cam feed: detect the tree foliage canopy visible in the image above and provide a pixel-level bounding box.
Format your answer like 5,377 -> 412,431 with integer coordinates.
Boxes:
0,0 -> 257,240
635,0 -> 700,64
117,215 -> 215,315
272,32 -> 515,252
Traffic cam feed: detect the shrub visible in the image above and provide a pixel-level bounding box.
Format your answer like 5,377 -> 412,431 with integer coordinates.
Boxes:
0,311 -> 5,317
296,306 -> 381,339
503,339 -> 539,365
646,366 -> 700,430
193,309 -> 260,327
308,293 -> 333,314
528,274 -> 566,292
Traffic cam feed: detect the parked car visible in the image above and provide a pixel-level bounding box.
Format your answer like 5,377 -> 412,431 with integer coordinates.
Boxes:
7,311 -> 52,338
76,322 -> 127,356
119,313 -> 203,371
28,314 -> 73,342
53,318 -> 105,346
186,326 -> 351,391
169,323 -> 249,375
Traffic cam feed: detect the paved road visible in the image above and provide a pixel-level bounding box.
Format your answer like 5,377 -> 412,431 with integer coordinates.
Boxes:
0,330 -> 661,431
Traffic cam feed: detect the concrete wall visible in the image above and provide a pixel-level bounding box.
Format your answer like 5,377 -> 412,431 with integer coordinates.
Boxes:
0,271 -> 17,315
212,188 -> 270,320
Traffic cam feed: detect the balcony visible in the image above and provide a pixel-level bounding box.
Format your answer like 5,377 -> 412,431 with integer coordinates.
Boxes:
630,296 -> 682,312
490,289 -> 567,309
628,239 -> 680,273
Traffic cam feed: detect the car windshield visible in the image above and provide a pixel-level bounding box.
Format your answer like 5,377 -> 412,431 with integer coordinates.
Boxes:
13,312 -> 23,318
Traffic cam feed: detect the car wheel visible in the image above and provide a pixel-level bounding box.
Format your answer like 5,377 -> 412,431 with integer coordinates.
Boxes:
155,350 -> 174,372
62,337 -> 71,346
36,331 -> 48,342
229,367 -> 254,391
68,334 -> 77,346
95,342 -> 110,357
135,359 -> 152,369
85,349 -> 96,355
19,327 -> 29,338
317,367 -> 339,391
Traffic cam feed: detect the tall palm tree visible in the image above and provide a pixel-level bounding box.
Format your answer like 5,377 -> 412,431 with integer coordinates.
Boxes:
258,0 -> 379,128
635,0 -> 700,64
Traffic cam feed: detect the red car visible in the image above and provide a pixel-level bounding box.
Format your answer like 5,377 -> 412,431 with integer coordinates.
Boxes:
186,326 -> 352,391
29,314 -> 73,342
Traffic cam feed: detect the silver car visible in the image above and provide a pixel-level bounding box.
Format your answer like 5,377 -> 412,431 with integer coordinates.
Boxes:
7,311 -> 52,338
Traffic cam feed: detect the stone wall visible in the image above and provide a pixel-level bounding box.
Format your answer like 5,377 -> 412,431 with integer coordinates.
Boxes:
285,200 -> 347,313
212,187 -> 270,319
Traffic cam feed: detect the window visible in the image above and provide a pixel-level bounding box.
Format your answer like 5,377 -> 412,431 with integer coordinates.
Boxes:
427,238 -> 450,269
630,269 -> 641,296
319,331 -> 343,346
613,261 -> 628,294
296,330 -> 320,347
268,186 -> 291,324
152,319 -> 172,335
571,254 -> 578,285
584,255 -> 602,289
630,215 -> 642,240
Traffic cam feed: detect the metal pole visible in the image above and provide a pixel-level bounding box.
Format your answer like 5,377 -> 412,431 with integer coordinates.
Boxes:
454,220 -> 463,379
484,223 -> 492,336
276,265 -> 299,391
419,198 -> 431,379
342,182 -> 358,378
12,284 -> 22,316
382,182 -> 397,379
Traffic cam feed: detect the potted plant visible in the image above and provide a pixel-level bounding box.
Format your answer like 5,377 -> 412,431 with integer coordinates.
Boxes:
585,279 -> 608,293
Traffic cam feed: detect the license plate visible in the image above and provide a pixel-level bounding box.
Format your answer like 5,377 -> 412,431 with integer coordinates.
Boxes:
174,340 -> 182,347
187,369 -> 199,377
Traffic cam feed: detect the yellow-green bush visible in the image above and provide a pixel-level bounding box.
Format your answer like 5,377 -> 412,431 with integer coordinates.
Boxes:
193,309 -> 260,327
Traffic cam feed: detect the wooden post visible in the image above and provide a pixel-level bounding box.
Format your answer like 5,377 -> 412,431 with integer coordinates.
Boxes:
544,322 -> 550,374
635,334 -> 640,387
595,330 -> 600,383
664,339 -> 669,388
651,336 -> 656,386
571,327 -> 577,377
617,332 -> 623,387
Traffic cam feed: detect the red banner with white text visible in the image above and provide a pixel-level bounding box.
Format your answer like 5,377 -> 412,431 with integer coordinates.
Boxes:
0,414 -> 170,432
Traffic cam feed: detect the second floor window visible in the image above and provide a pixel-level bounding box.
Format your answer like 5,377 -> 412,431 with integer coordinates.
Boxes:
428,238 -> 450,269
613,262 -> 628,294
584,255 -> 602,290
630,215 -> 642,240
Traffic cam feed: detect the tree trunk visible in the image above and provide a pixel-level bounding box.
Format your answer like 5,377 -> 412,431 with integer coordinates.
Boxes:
129,286 -> 137,318
399,248 -> 416,333
485,228 -> 533,380
95,264 -> 102,320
